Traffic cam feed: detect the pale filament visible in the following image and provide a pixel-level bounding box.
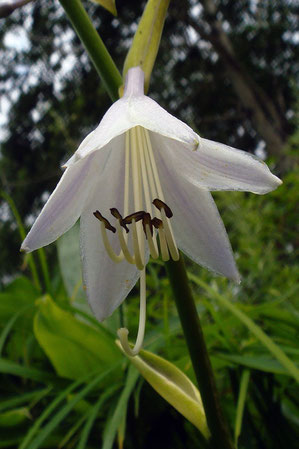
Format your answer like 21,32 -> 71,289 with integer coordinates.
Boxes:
115,220 -> 135,265
131,219 -> 145,270
97,126 -> 180,357
131,127 -> 145,266
160,209 -> 180,261
137,127 -> 159,255
145,225 -> 159,259
158,226 -> 170,261
100,222 -> 123,263
144,129 -> 178,258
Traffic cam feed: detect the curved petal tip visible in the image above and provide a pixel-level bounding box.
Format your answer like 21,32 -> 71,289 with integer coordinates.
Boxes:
20,242 -> 30,253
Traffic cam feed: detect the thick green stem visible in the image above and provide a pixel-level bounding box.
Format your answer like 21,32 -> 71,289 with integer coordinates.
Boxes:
59,0 -> 122,101
165,255 -> 235,449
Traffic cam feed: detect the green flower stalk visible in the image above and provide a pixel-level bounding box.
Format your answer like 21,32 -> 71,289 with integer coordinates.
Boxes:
59,0 -> 122,101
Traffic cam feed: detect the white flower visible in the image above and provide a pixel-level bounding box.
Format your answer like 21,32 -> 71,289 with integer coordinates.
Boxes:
21,67 -> 281,355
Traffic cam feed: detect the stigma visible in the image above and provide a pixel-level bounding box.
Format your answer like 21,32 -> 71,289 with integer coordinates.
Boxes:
93,126 -> 179,356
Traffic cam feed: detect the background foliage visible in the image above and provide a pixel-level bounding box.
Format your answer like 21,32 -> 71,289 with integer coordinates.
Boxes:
0,0 -> 298,448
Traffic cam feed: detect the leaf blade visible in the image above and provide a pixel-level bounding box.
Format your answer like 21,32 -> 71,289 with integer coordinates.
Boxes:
118,344 -> 210,438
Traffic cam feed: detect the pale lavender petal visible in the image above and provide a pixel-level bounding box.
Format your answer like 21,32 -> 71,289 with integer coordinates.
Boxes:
154,141 -> 240,282
153,134 -> 281,194
21,152 -> 99,252
79,137 -> 140,321
68,70 -> 199,164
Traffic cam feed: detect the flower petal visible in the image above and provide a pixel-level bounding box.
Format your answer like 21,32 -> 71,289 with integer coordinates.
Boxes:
67,72 -> 199,165
80,212 -> 140,321
154,139 -> 240,281
155,135 -> 281,194
21,152 -> 101,252
79,136 -> 140,321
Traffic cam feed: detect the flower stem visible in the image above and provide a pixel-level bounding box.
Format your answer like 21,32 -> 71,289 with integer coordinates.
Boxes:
58,0 -> 122,101
165,255 -> 235,449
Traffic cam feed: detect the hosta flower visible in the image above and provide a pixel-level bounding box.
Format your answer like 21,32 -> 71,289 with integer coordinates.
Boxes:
21,67 -> 281,355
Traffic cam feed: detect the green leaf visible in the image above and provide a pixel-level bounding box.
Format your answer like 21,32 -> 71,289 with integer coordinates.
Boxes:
3,276 -> 39,298
102,365 -> 139,449
77,385 -> 119,449
0,408 -> 30,427
189,275 -> 299,383
19,377 -> 87,449
90,0 -> 117,16
234,370 -> 250,447
0,304 -> 35,356
0,277 -> 39,340
215,353 -> 297,375
0,389 -> 50,413
117,344 -> 210,438
34,296 -> 121,380
0,358 -> 56,383
21,369 -> 115,449
123,0 -> 170,93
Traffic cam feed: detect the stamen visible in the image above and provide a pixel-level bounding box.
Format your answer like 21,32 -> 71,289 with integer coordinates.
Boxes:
141,212 -> 153,237
93,210 -> 116,233
142,129 -> 158,199
152,198 -> 173,218
144,129 -> 164,200
124,211 -> 145,225
110,208 -> 129,233
143,213 -> 159,259
117,268 -> 147,356
131,219 -> 144,270
158,227 -> 170,261
115,220 -> 135,264
137,127 -> 153,214
99,222 -> 124,263
160,208 -> 180,261
145,224 -> 159,259
124,132 -> 130,217
151,217 -> 163,229
138,127 -> 160,255
152,218 -> 169,261
131,128 -> 145,263
152,200 -> 179,260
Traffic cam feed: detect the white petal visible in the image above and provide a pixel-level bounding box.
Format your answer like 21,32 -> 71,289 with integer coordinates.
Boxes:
80,213 -> 140,321
68,97 -> 199,165
79,137 -> 140,321
154,142 -> 240,282
154,134 -> 282,194
21,152 -> 100,252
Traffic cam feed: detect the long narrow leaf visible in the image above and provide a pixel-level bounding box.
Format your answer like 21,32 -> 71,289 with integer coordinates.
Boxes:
22,367 -> 118,449
234,369 -> 250,447
0,390 -> 49,413
189,275 -> 299,383
0,358 -> 56,383
77,385 -> 119,449
102,365 -> 139,449
19,378 -> 86,449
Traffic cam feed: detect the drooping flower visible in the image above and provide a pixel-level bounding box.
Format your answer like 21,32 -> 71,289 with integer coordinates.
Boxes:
21,67 -> 281,355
